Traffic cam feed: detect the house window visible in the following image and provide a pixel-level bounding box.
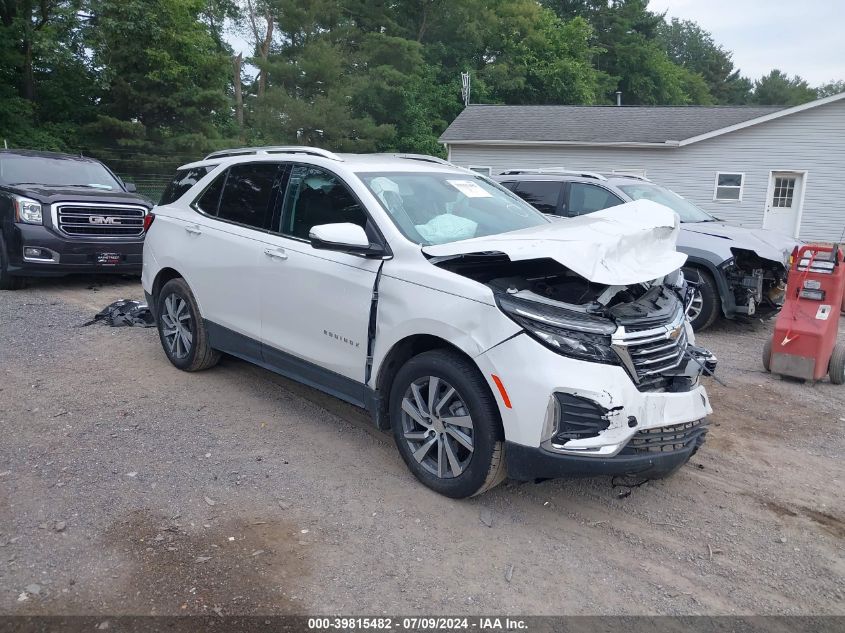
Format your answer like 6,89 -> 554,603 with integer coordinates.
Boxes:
714,172 -> 744,201
468,166 -> 492,176
771,176 -> 796,207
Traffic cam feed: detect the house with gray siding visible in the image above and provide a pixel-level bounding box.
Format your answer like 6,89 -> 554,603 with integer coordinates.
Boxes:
440,92 -> 845,241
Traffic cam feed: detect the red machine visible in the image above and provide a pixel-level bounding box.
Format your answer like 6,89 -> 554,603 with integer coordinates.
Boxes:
764,244 -> 845,383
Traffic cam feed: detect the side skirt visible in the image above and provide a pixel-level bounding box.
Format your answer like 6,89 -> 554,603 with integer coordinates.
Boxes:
205,320 -> 377,412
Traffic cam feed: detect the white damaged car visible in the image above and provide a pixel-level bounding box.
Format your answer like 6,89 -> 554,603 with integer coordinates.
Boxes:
142,147 -> 715,498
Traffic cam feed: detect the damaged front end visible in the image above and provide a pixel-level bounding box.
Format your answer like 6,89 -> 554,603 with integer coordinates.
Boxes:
437,254 -> 714,393
722,247 -> 788,319
424,203 -> 715,473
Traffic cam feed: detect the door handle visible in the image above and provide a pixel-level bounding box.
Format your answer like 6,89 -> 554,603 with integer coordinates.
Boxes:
185,224 -> 202,235
264,248 -> 288,261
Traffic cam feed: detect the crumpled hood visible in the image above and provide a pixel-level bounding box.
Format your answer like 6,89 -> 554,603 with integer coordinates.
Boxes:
679,222 -> 797,265
422,200 -> 687,285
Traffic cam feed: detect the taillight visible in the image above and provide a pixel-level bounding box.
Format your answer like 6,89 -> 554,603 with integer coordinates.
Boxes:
143,212 -> 155,233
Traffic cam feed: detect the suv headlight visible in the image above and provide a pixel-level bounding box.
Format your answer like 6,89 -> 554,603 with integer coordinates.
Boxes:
14,196 -> 43,224
496,293 -> 620,364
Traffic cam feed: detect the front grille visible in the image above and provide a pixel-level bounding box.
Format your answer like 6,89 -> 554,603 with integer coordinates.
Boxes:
614,309 -> 689,391
56,204 -> 146,237
620,419 -> 708,455
552,393 -> 609,444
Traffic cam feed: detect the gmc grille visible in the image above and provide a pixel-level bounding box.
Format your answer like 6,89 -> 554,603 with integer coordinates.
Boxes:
56,204 -> 146,237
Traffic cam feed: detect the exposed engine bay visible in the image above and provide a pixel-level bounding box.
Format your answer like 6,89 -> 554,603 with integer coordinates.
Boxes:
724,247 -> 788,318
432,254 -> 717,392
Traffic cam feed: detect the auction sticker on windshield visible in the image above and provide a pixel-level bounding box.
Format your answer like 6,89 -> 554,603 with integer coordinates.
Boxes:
447,179 -> 492,198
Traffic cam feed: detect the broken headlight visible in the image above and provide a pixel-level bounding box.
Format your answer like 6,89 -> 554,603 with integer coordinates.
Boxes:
496,294 -> 620,364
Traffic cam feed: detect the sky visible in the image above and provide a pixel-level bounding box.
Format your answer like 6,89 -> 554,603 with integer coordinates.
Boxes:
649,0 -> 845,85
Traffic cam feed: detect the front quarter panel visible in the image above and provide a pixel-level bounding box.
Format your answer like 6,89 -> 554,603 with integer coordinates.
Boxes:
372,257 -> 521,386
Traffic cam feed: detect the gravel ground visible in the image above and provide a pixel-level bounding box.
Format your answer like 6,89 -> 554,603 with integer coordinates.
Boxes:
0,276 -> 843,616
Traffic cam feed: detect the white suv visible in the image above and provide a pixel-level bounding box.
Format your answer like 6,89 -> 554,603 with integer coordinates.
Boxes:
142,147 -> 714,498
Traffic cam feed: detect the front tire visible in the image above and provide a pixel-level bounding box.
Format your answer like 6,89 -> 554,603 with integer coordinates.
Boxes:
156,278 -> 220,372
0,237 -> 24,290
685,268 -> 720,331
389,350 -> 506,498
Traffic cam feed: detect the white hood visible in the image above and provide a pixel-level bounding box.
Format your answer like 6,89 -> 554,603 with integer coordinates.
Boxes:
422,200 -> 687,286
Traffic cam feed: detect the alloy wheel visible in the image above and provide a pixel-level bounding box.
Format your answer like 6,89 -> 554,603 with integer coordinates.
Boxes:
687,289 -> 704,322
160,294 -> 193,360
400,376 -> 474,479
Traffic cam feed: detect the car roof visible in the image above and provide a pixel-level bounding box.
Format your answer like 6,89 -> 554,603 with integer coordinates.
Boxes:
493,173 -> 650,187
0,148 -> 103,163
178,149 -> 469,175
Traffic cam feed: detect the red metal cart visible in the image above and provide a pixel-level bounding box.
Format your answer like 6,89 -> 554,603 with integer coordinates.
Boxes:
763,244 -> 845,383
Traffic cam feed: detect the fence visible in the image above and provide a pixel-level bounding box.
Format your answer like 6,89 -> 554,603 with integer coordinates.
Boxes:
116,172 -> 173,204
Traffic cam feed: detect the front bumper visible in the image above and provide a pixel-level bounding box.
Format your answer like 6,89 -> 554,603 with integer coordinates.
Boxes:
474,332 -> 713,479
506,421 -> 708,481
5,223 -> 143,277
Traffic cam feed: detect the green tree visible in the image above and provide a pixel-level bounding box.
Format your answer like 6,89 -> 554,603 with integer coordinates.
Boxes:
657,18 -> 751,104
542,0 -> 714,104
0,0 -> 95,149
817,79 -> 845,98
752,70 -> 817,106
84,0 -> 234,163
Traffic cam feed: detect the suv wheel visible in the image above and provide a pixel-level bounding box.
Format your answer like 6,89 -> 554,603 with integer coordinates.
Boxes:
156,278 -> 220,371
389,350 -> 506,498
0,238 -> 24,290
685,268 -> 719,331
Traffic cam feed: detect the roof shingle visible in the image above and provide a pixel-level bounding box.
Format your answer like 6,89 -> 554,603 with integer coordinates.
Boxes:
439,104 -> 785,144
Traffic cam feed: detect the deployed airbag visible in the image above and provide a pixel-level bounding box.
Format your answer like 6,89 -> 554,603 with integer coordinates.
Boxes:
422,200 -> 687,285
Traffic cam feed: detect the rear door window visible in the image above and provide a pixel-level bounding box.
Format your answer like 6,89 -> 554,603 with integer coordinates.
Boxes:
567,183 -> 624,216
216,163 -> 283,230
193,172 -> 226,216
160,166 -> 213,205
513,181 -> 563,215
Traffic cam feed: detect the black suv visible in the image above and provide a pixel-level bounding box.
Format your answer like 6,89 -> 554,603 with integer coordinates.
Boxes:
0,150 -> 152,289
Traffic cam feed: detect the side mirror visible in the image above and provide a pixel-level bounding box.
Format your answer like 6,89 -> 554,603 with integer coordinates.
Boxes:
309,223 -> 385,257
124,182 -> 137,193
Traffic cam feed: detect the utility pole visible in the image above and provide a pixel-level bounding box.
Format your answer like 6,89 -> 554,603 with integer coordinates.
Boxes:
461,72 -> 471,107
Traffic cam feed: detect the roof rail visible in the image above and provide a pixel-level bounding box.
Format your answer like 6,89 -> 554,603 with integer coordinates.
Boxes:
392,153 -> 453,166
204,146 -> 344,161
497,168 -> 607,181
605,171 -> 651,182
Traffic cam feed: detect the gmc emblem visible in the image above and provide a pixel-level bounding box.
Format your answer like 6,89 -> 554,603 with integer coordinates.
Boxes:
89,216 -> 121,225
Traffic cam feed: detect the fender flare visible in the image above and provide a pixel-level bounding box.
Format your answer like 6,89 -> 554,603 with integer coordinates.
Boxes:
683,256 -> 736,318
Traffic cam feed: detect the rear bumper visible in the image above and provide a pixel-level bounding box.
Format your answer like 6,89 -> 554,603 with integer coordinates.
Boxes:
505,423 -> 707,480
5,223 -> 143,277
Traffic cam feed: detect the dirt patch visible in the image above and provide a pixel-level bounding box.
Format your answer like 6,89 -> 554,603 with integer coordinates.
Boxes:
13,509 -> 310,616
800,508 -> 845,539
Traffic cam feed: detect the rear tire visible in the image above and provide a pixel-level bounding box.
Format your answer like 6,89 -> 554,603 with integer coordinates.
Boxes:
156,278 -> 220,372
685,268 -> 719,331
762,339 -> 772,372
389,350 -> 506,498
829,343 -> 845,385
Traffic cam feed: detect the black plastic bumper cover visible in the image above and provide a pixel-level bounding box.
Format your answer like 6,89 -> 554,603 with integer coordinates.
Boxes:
505,430 -> 705,481
6,224 -> 143,277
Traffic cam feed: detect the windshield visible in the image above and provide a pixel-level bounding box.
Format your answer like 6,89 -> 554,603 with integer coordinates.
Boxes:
0,155 -> 122,190
618,183 -> 715,223
359,172 -> 549,245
